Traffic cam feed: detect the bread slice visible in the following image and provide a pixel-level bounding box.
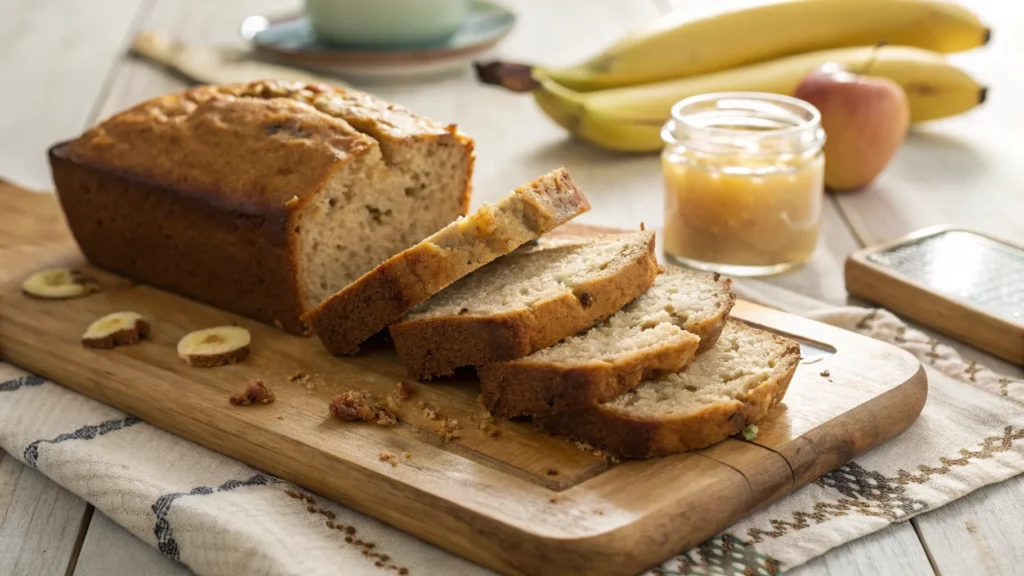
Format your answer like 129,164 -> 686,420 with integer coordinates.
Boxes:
536,320 -> 801,458
389,231 -> 660,379
307,168 -> 590,355
479,267 -> 734,418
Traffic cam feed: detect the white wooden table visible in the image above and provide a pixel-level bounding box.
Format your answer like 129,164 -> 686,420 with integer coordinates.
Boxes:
0,0 -> 1021,574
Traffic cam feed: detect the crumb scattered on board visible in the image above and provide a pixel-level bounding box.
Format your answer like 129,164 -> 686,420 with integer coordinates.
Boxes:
329,390 -> 376,421
394,381 -> 412,400
229,379 -> 275,406
328,384 -> 414,428
379,452 -> 398,468
436,417 -> 460,441
473,411 -> 500,437
573,440 -> 621,464
820,369 -> 831,378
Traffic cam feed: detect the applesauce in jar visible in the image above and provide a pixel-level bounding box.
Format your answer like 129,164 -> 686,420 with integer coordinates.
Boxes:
661,92 -> 826,276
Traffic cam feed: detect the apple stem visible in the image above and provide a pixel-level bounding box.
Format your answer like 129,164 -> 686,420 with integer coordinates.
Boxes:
860,41 -> 887,75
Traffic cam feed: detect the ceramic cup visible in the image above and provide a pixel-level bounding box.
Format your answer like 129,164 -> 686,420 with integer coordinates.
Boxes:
305,0 -> 469,48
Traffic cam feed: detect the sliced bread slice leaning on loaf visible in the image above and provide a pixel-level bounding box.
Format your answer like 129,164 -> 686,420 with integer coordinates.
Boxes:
307,168 -> 590,355
536,320 -> 801,458
389,230 -> 660,379
478,267 -> 734,418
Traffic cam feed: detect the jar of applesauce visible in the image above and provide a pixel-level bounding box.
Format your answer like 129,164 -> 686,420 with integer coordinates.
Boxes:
661,92 -> 826,276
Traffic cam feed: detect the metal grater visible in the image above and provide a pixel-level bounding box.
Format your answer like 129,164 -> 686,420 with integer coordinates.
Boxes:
865,230 -> 1024,324
846,226 -> 1024,365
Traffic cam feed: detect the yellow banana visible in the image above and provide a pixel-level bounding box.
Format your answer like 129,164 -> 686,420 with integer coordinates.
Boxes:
544,0 -> 989,91
530,46 -> 985,152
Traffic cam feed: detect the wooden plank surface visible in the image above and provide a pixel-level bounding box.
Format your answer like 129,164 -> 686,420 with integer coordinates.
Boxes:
0,451 -> 91,576
0,0 -> 149,191
0,183 -> 925,576
913,475 -> 1024,576
790,523 -> 936,576
74,510 -> 188,576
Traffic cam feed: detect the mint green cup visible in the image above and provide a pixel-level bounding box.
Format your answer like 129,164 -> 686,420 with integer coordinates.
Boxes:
305,0 -> 469,47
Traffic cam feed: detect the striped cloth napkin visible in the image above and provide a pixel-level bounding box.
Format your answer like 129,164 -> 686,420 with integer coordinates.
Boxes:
1,280 -> 1022,576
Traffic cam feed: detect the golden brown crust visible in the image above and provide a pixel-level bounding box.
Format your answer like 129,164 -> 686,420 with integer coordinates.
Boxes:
392,232 -> 660,379
308,168 -> 591,355
537,334 -> 800,459
480,333 -> 699,418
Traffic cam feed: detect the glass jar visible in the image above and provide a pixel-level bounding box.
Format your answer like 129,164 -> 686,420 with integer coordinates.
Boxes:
661,92 -> 826,276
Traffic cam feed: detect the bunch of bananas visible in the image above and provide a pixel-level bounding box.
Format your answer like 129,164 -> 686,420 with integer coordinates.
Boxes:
476,0 -> 989,152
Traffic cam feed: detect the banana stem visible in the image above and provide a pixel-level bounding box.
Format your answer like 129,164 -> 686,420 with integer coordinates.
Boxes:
474,61 -> 541,93
859,41 -> 888,75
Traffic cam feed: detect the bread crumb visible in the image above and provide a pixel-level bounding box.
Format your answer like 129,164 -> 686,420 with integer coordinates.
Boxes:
572,440 -> 620,464
713,272 -> 721,281
288,370 -> 308,383
229,379 -> 275,405
549,497 -> 558,504
275,415 -> 284,420
546,468 -> 559,476
404,452 -> 412,459
329,390 -> 375,421
375,408 -> 398,428
820,369 -> 831,377
394,381 -> 412,400
379,452 -> 398,467
422,406 -> 437,420
437,417 -> 460,441
475,412 -> 501,437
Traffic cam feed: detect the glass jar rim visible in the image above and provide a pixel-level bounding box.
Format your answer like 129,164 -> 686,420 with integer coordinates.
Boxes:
662,91 -> 825,156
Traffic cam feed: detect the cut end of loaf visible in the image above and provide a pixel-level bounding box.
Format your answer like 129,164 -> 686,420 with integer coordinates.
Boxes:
309,168 -> 591,356
294,136 -> 473,314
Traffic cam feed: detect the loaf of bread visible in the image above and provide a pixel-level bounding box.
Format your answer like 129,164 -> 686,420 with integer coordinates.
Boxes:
389,230 -> 660,379
308,168 -> 591,355
49,80 -> 475,334
478,266 -> 734,418
537,321 -> 801,458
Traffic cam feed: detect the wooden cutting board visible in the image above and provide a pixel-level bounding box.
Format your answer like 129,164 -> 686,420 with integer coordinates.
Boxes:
0,180 -> 926,576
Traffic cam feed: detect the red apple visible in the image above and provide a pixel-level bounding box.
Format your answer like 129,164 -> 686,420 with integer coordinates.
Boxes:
794,63 -> 910,192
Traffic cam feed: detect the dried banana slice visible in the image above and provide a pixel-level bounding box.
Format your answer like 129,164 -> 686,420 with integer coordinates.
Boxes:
82,311 -> 150,349
22,268 -> 100,299
177,326 -> 251,367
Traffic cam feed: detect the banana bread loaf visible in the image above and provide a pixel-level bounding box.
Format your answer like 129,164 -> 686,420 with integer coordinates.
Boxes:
49,80 -> 475,334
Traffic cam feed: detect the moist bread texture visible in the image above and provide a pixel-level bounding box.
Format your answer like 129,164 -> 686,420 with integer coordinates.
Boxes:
307,168 -> 591,355
537,321 -> 800,458
479,266 -> 734,417
390,231 -> 659,379
50,80 -> 475,334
